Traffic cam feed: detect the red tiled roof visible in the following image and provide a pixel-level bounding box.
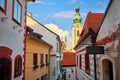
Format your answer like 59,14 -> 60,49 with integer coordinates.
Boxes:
77,12 -> 104,44
61,52 -> 76,67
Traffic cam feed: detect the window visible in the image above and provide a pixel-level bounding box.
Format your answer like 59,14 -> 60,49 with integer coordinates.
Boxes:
0,0 -> 6,13
13,0 -> 22,25
41,74 -> 47,80
77,31 -> 80,37
45,54 -> 48,65
76,55 -> 78,67
68,74 -> 71,78
40,54 -> 44,67
36,78 -> 39,80
79,55 -> 82,69
14,55 -> 22,78
74,39 -> 76,45
85,54 -> 90,74
33,53 -> 38,65
74,30 -> 76,37
33,53 -> 38,69
56,43 -> 59,52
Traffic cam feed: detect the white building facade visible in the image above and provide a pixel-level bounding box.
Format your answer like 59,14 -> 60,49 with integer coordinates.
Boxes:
0,0 -> 35,80
26,14 -> 63,80
75,0 -> 120,80
74,12 -> 104,80
96,0 -> 120,80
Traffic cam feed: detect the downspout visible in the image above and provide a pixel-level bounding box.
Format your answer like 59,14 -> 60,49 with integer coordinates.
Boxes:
48,48 -> 51,80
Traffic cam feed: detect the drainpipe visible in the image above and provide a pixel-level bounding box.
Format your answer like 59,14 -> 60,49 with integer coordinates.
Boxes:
91,34 -> 97,80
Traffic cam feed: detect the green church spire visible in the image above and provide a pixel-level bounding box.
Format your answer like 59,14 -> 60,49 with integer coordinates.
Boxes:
73,5 -> 82,25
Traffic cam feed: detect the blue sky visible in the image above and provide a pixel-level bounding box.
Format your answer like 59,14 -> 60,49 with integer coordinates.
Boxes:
27,0 -> 109,49
27,0 -> 109,31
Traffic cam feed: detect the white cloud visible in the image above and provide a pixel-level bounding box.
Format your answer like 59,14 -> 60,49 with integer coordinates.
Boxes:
79,1 -> 85,5
97,1 -> 106,7
45,23 -> 72,49
45,23 -> 69,39
69,0 -> 85,5
70,0 -> 78,4
29,0 -> 56,5
53,11 -> 75,18
29,0 -> 45,4
93,9 -> 105,13
67,36 -> 72,49
48,2 -> 56,5
81,12 -> 87,17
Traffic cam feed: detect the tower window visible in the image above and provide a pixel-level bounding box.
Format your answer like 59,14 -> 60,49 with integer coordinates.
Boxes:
77,31 -> 80,37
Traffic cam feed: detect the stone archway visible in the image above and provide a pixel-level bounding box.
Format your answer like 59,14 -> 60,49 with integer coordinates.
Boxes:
102,59 -> 113,80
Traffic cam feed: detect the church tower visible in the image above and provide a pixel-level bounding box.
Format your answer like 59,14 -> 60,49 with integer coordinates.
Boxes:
72,5 -> 83,48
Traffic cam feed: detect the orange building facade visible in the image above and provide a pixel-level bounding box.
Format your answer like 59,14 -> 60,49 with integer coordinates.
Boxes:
25,27 -> 52,80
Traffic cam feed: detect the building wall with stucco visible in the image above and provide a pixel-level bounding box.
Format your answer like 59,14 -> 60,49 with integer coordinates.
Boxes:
96,0 -> 120,80
26,14 -> 63,80
0,0 -> 34,80
25,36 -> 51,80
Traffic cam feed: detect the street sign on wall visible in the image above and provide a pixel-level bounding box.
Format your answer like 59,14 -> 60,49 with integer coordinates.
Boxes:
86,46 -> 104,54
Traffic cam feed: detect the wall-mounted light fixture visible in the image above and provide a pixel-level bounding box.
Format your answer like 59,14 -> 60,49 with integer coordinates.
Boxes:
18,29 -> 23,33
13,26 -> 18,29
0,17 -> 8,22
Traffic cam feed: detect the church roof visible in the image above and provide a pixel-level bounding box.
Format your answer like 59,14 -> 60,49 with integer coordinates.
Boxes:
61,52 -> 76,67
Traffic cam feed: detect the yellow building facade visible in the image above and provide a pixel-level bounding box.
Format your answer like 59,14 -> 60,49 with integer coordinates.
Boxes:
25,27 -> 52,80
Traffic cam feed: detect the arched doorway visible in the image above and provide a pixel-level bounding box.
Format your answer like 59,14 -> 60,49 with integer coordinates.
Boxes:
102,59 -> 113,80
0,54 -> 12,80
